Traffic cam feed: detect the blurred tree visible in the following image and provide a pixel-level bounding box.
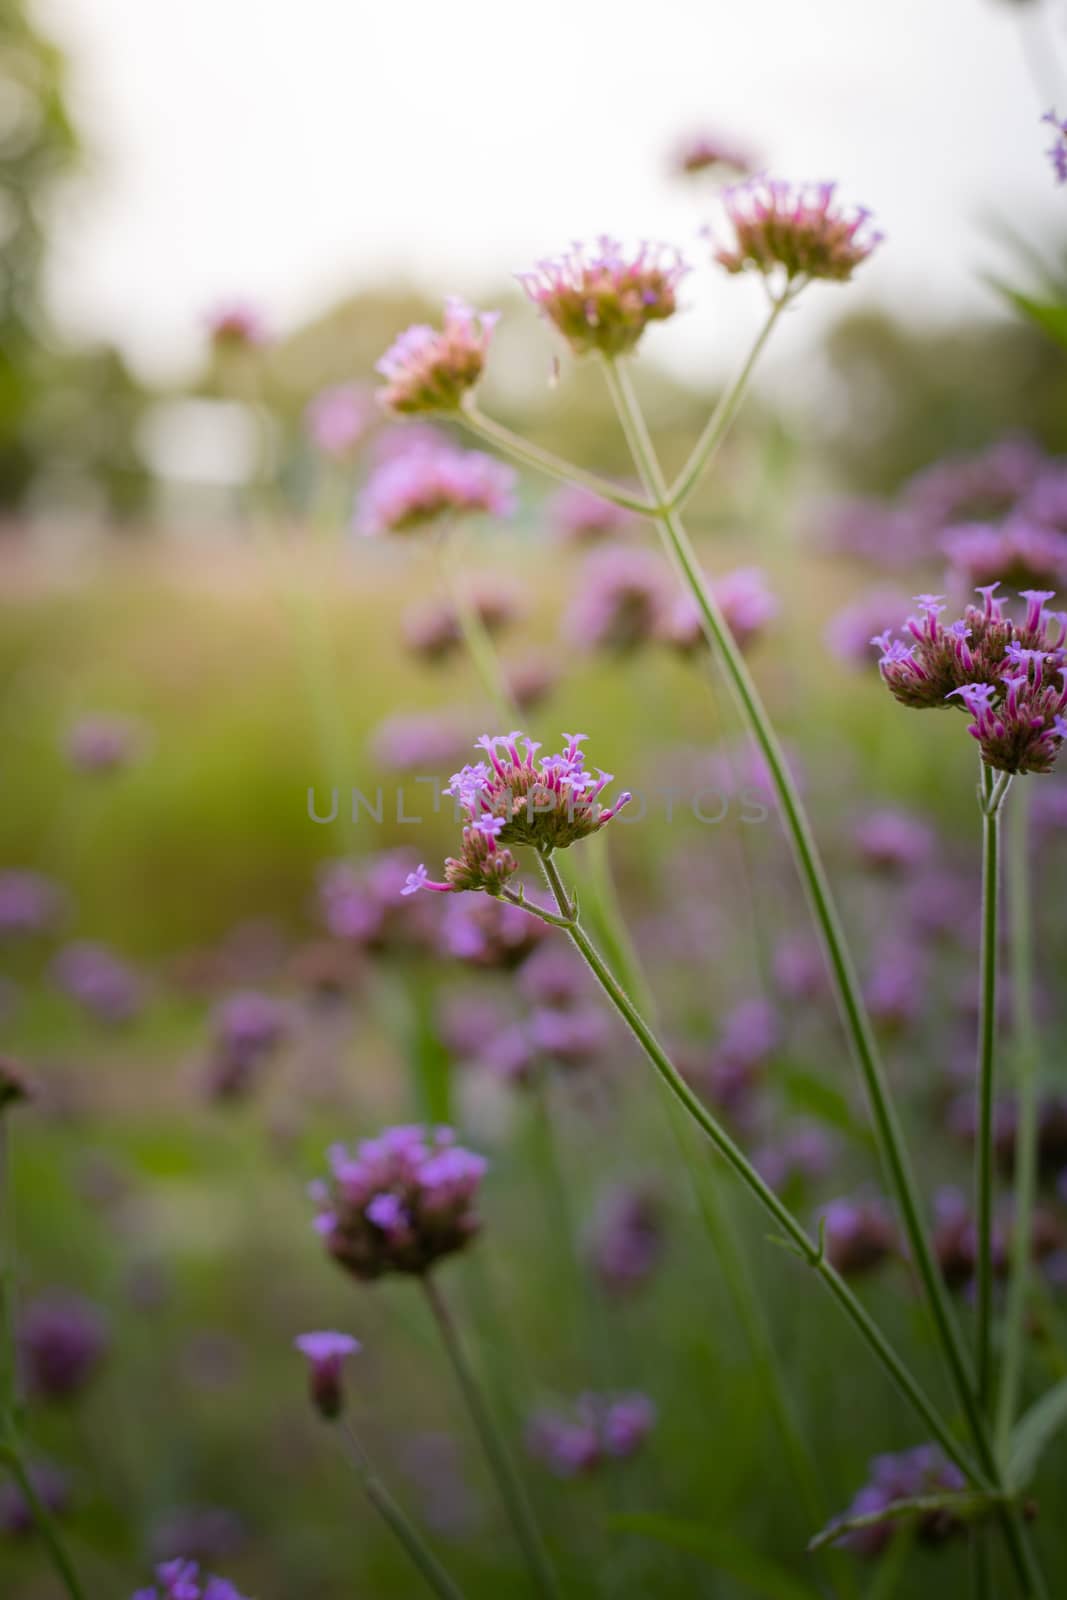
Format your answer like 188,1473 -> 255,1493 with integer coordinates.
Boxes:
813,302 -> 1067,494
0,2 -> 151,520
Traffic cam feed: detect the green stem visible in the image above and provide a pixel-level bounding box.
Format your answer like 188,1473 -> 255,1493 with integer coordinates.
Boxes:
532,856 -> 974,1484
601,354 -> 1046,1599
459,402 -> 652,515
1,1444 -> 87,1600
422,1276 -> 560,1600
666,295 -> 789,512
339,1420 -> 467,1600
998,784 -> 1039,1455
435,529 -> 515,724
976,764 -> 1010,1417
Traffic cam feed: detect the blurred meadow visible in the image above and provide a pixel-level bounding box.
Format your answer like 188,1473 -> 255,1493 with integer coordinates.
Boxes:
6,3 -> 1067,1599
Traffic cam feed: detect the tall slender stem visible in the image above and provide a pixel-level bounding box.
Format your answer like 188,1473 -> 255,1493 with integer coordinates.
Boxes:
998,784 -> 1039,1453
1,1446 -> 87,1600
667,297 -> 789,512
436,528 -> 515,724
338,1420 -> 467,1600
533,855 -> 974,1483
976,764 -> 1009,1415
460,403 -> 652,515
421,1276 -> 560,1600
599,356 -> 1046,1599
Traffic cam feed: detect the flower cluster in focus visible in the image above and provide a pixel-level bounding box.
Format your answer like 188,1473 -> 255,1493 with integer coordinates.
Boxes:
874,586 -> 1067,774
376,299 -> 498,414
713,179 -> 881,287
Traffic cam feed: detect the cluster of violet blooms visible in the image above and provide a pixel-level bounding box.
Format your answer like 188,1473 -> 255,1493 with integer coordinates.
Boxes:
873,585 -> 1067,775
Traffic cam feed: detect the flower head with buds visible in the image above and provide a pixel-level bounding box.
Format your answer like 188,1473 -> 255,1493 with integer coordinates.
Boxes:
402,733 -> 631,896
376,299 -> 498,414
294,1331 -> 360,1419
311,1124 -> 487,1280
713,179 -> 881,288
673,131 -> 755,179
518,238 -> 687,357
356,444 -> 516,536
874,586 -> 1067,774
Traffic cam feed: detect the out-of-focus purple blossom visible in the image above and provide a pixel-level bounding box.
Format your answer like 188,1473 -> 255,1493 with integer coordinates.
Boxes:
504,654 -> 559,713
1031,775 -> 1067,837
529,1004 -> 610,1070
816,498 -> 924,570
587,1184 -> 665,1295
713,179 -> 881,285
903,437 -> 1044,529
294,1330 -> 360,1419
52,942 -> 144,1023
527,1393 -> 656,1477
205,990 -> 289,1101
376,299 -> 498,415
370,712 -> 470,773
663,566 -> 778,655
772,935 -> 828,1001
402,581 -> 522,662
550,484 -> 637,545
0,1054 -> 34,1114
0,869 -> 65,939
305,383 -> 374,459
517,944 -> 588,1010
567,547 -> 672,653
440,894 -> 545,969
65,714 -> 142,774
904,867 -> 977,944
828,1445 -> 968,1558
853,808 -> 935,874
0,1461 -> 70,1537
152,1509 -> 247,1567
673,131 -> 755,178
820,1196 -> 897,1277
825,588 -> 912,667
311,1124 -> 487,1280
942,516 -> 1067,594
19,1292 -> 108,1401
518,238 -> 687,357
864,942 -> 924,1032
700,999 -> 780,1124
317,853 -> 436,952
356,444 -> 516,536
205,302 -> 267,349
1044,109 -> 1067,183
1020,463 -> 1067,529
477,1021 -> 540,1088
436,993 -> 511,1060
133,1558 -> 250,1600
753,1124 -> 836,1194
404,732 -> 630,896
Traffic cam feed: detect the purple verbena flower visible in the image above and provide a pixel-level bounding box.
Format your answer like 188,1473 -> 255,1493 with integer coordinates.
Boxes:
403,732 -> 631,897
65,714 -> 141,774
311,1124 -> 487,1280
664,566 -> 778,655
527,1392 -> 656,1477
518,238 -> 687,357
0,869 -> 66,939
587,1184 -> 665,1295
357,442 -> 516,536
673,130 -> 755,179
713,179 -> 881,286
370,712 -> 470,773
753,1124 -> 836,1193
132,1559 -> 250,1600
549,484 -> 636,544
440,893 -> 546,969
828,1445 -> 968,1558
376,299 -> 498,414
294,1330 -> 360,1419
853,808 -> 935,874
19,1292 -> 109,1402
0,1461 -> 70,1537
305,383 -> 374,459
819,1196 -> 897,1277
566,546 -> 672,652
52,941 -> 144,1023
941,516 -> 1067,594
825,589 -> 912,668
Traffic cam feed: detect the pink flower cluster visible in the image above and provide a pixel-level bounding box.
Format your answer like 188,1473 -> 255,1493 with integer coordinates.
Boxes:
402,733 -> 631,896
311,1124 -> 487,1280
518,237 -> 687,357
356,443 -> 516,536
376,299 -> 498,414
713,179 -> 882,286
874,587 -> 1067,774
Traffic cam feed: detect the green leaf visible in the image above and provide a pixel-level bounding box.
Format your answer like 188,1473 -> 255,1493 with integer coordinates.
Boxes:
780,1065 -> 875,1151
607,1513 -> 820,1600
1009,1376 -> 1067,1487
984,277 -> 1067,352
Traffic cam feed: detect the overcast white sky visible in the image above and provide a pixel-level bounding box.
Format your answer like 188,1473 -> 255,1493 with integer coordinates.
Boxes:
35,0 -> 1067,385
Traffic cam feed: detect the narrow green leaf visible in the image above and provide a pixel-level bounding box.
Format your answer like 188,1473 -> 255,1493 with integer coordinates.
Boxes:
607,1512 -> 820,1600
780,1065 -> 874,1151
1009,1376 -> 1067,1487
984,277 -> 1067,352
